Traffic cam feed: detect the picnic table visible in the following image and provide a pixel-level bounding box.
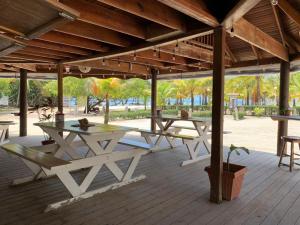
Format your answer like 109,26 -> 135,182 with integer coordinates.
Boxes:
1,120 -> 147,212
0,121 -> 15,145
146,115 -> 212,166
271,115 -> 300,121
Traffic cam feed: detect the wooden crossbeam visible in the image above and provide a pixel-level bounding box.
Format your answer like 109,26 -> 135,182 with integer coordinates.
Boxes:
45,0 -> 80,18
157,0 -> 219,27
55,21 -> 132,47
17,50 -> 64,60
5,64 -> 36,72
61,0 -> 146,39
0,64 -> 18,72
271,5 -> 286,46
277,0 -> 300,27
97,0 -> 186,31
232,18 -> 289,61
9,53 -> 58,63
38,31 -> 110,52
28,40 -> 92,56
222,0 -> 262,29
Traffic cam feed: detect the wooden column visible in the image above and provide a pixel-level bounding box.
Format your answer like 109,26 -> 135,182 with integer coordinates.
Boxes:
57,64 -> 64,113
210,26 -> 225,203
277,60 -> 290,155
151,69 -> 157,132
19,69 -> 27,137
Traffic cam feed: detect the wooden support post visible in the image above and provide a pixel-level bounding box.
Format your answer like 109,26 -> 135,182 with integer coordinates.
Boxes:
210,26 -> 225,203
57,64 -> 64,113
277,60 -> 290,156
151,69 -> 157,132
19,68 -> 27,137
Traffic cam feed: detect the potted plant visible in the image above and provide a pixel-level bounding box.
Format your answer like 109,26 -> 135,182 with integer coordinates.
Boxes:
36,98 -> 55,145
205,144 -> 250,201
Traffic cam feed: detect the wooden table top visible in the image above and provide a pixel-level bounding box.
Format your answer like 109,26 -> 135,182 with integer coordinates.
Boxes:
150,115 -> 211,123
270,115 -> 300,121
34,120 -> 137,135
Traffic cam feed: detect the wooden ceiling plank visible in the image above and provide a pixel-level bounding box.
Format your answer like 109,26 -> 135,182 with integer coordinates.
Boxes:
45,0 -> 80,18
6,64 -> 36,72
277,0 -> 300,27
222,0 -> 262,29
0,25 -> 24,36
17,50 -> 64,60
97,0 -> 186,31
9,53 -> 58,63
0,64 -> 18,72
157,0 -> 219,27
28,40 -> 91,56
232,18 -> 289,61
38,31 -> 110,52
23,46 -> 76,58
55,21 -> 131,47
0,44 -> 25,58
225,43 -> 238,63
61,0 -> 146,39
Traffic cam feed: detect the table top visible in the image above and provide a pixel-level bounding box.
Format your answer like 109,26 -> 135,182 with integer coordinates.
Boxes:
271,115 -> 300,121
34,120 -> 137,135
150,115 -> 211,123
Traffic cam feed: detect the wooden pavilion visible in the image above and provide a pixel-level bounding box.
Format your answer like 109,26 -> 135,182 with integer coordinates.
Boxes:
0,0 -> 300,207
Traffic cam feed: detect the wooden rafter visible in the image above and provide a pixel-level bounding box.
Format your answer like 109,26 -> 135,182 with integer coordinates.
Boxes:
55,21 -> 132,47
38,31 -> 110,52
277,0 -> 300,27
271,4 -> 286,46
5,64 -> 36,72
225,43 -> 238,63
17,50 -> 64,60
222,0 -> 262,29
61,0 -> 146,39
157,0 -> 219,27
28,40 -> 92,56
97,0 -> 186,31
63,28 -> 213,64
250,44 -> 262,62
9,53 -> 58,63
23,46 -> 76,58
232,18 -> 289,61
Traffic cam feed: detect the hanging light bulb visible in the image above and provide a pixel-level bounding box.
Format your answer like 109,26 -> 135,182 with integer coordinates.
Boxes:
175,40 -> 179,52
65,66 -> 70,74
271,0 -> 278,5
133,51 -> 137,61
153,47 -> 157,57
102,58 -> 106,66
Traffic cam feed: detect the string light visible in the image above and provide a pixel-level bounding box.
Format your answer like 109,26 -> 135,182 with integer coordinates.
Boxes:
153,47 -> 157,57
133,51 -> 137,61
118,58 -> 121,67
102,58 -> 106,66
175,40 -> 179,52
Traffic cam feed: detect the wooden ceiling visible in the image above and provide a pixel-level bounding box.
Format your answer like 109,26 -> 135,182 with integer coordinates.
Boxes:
0,0 -> 299,79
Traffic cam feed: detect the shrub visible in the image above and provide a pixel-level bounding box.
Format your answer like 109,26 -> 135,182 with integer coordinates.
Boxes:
253,107 -> 265,117
233,111 -> 245,120
192,111 -> 212,117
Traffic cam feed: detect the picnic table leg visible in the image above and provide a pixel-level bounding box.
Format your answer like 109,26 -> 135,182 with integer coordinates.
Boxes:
181,140 -> 211,166
154,118 -> 176,148
193,121 -> 211,153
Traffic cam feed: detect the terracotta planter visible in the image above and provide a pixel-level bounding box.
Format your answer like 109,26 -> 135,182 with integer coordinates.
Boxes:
205,163 -> 247,201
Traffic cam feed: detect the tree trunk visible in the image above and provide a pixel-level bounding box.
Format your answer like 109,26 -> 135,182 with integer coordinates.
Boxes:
246,89 -> 250,106
104,94 -> 109,124
256,76 -> 261,105
191,91 -> 194,112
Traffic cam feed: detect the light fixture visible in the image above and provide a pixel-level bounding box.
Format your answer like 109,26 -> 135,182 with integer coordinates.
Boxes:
78,66 -> 91,73
271,0 -> 278,5
153,47 -> 157,57
175,40 -> 179,51
102,58 -> 106,66
65,66 -> 70,74
133,51 -> 137,61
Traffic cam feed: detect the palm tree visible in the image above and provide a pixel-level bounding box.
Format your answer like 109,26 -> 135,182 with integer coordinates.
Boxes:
185,79 -> 200,111
92,78 -> 121,124
198,78 -> 212,105
172,80 -> 188,105
157,81 -> 174,107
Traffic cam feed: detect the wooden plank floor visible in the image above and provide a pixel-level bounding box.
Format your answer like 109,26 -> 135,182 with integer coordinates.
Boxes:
1,136 -> 300,225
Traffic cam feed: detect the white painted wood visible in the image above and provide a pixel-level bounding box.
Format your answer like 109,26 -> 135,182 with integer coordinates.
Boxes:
0,125 -> 9,145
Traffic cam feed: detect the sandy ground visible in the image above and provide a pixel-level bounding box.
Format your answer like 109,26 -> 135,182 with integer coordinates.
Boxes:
0,111 -> 299,154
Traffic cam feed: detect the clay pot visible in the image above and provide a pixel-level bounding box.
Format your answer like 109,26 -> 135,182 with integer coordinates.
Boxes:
205,163 -> 247,201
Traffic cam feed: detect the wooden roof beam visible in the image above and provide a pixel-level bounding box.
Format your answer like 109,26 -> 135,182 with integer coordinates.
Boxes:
38,31 -> 110,52
222,0 -> 262,29
97,0 -> 186,31
61,0 -> 146,39
55,21 -> 132,47
277,0 -> 300,27
28,40 -> 92,56
271,4 -> 286,46
23,46 -> 77,58
0,64 -> 18,72
231,18 -> 289,61
157,0 -> 219,27
9,53 -> 58,63
5,64 -> 36,72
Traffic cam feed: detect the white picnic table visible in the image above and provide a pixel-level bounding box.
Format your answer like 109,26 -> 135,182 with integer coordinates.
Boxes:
0,121 -> 15,145
8,120 -> 147,211
147,115 -> 211,166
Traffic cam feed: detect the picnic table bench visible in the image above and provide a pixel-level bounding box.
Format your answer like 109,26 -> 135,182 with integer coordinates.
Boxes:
1,121 -> 147,212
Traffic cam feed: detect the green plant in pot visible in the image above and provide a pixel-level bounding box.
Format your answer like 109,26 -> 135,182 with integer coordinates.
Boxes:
205,144 -> 250,201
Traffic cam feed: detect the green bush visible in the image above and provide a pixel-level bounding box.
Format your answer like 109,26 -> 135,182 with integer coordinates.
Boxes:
192,111 -> 212,117
253,107 -> 265,117
109,110 -> 151,121
233,111 -> 245,120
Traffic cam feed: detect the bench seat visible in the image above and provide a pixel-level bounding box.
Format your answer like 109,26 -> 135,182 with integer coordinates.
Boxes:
140,129 -> 195,140
170,125 -> 196,130
1,143 -> 69,169
118,138 -> 154,150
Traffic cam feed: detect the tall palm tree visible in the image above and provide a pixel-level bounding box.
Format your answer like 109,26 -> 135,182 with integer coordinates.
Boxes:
185,79 -> 201,111
198,78 -> 212,105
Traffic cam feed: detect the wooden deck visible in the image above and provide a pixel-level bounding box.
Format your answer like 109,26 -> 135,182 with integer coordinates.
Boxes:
1,136 -> 300,225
